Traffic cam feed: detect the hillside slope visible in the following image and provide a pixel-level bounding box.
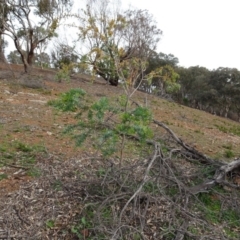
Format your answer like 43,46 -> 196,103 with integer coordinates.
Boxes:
0,64 -> 240,239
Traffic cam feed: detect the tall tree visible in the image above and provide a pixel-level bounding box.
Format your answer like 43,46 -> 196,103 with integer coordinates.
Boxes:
77,0 -> 162,86
51,42 -> 78,69
0,0 -> 72,73
7,50 -> 22,64
0,0 -> 10,63
175,66 -> 210,107
34,52 -> 50,68
209,68 -> 234,117
0,36 -> 7,63
139,51 -> 179,95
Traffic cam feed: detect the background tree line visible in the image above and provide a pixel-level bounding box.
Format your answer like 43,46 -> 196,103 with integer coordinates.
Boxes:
173,66 -> 240,122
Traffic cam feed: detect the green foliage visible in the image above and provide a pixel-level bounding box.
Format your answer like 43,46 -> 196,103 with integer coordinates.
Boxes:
224,227 -> 240,239
117,106 -> 153,142
55,64 -> 71,82
200,165 -> 216,178
78,3 -> 162,86
143,181 -> 159,194
197,191 -> 240,234
51,43 -> 78,70
14,141 -> 33,152
71,206 -> 95,239
198,193 -> 221,223
46,219 -> 55,229
224,149 -> 234,158
77,98 -> 152,157
0,141 -> 46,180
51,90 -> 153,160
215,124 -> 240,137
52,179 -> 63,191
27,167 -> 42,177
48,88 -> 86,112
165,186 -> 178,197
91,97 -> 111,122
0,173 -> 8,181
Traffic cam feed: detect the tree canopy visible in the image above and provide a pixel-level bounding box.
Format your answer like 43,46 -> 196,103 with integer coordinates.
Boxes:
0,0 -> 72,72
77,0 -> 162,86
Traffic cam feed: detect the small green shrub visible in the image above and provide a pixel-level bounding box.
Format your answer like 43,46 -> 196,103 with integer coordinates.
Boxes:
27,167 -> 41,177
222,143 -> 232,150
59,94 -> 153,160
48,88 -> 86,112
55,64 -> 72,82
14,141 -> 32,152
71,207 -> 95,239
198,193 -> 221,223
224,149 -> 234,158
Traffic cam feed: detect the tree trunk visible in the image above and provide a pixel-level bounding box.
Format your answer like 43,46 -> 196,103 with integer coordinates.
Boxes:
27,46 -> 35,66
94,65 -> 119,86
0,36 -> 7,63
13,38 -> 33,73
109,78 -> 118,86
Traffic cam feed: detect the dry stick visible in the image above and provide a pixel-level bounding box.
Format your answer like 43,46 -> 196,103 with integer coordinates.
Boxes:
189,158 -> 240,194
132,99 -> 221,166
174,221 -> 189,240
132,100 -> 240,192
111,225 -> 147,240
118,142 -> 161,223
153,119 -> 221,166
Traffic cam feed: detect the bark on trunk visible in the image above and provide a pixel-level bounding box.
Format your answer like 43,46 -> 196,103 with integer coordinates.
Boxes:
93,65 -> 119,86
0,36 -> 7,63
109,78 -> 119,86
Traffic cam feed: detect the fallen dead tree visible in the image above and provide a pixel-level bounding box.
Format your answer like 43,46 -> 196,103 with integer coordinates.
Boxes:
153,118 -> 240,194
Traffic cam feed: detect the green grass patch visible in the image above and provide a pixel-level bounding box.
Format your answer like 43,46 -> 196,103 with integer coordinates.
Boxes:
224,149 -> 235,158
0,141 -> 46,178
197,191 -> 240,234
14,141 -> 33,152
46,219 -> 55,229
143,181 -> 159,194
215,124 -> 240,136
0,173 -> 8,181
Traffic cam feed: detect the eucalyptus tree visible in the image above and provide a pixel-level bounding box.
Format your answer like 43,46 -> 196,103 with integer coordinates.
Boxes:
7,50 -> 22,64
51,42 -> 78,69
0,0 -> 10,63
209,67 -> 237,117
0,36 -> 7,63
77,0 -> 162,86
0,0 -> 72,73
139,51 -> 179,95
174,66 -> 211,107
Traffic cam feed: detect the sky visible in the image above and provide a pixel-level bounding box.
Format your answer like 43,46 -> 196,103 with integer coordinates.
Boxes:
122,0 -> 240,70
4,0 -> 240,71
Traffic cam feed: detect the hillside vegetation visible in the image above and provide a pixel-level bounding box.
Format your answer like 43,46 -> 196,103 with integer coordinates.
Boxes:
0,64 -> 240,239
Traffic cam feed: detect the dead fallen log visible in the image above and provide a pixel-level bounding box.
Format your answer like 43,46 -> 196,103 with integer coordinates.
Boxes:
133,100 -> 240,194
152,119 -> 240,194
189,158 -> 240,194
153,119 -> 222,166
